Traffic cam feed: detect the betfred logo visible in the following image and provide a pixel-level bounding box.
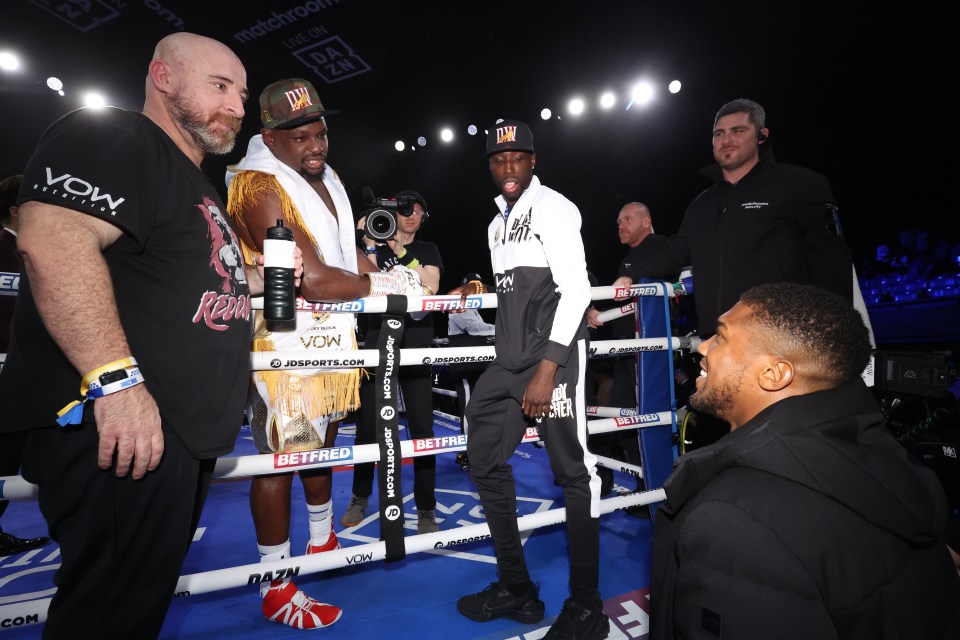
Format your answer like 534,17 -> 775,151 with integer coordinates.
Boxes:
413,434 -> 467,452
0,271 -> 18,296
297,298 -> 364,312
421,297 -> 482,311
274,447 -> 354,468
614,414 -> 661,427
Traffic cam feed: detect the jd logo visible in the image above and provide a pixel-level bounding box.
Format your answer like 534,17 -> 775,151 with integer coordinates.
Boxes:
380,406 -> 395,420
384,505 -> 401,521
387,319 -> 402,329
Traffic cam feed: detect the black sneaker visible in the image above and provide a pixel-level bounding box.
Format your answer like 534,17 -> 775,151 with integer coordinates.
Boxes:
544,597 -> 609,639
598,467 -> 613,496
457,581 -> 545,624
625,504 -> 651,519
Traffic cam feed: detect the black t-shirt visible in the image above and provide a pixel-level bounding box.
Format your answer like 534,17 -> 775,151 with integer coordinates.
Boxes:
365,239 -> 443,347
609,234 -> 675,339
0,108 -> 251,458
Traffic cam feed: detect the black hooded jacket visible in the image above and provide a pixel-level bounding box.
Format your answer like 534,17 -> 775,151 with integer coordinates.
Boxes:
625,148 -> 853,335
651,379 -> 960,639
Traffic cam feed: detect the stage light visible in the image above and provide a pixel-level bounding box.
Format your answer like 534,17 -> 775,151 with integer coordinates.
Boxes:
394,140 -> 405,151
668,80 -> 681,94
567,97 -> 585,116
440,128 -> 453,143
540,108 -> 551,120
467,124 -> 478,135
599,92 -> 616,109
0,51 -> 20,71
417,136 -> 426,147
630,81 -> 654,107
46,77 -> 63,91
83,92 -> 107,108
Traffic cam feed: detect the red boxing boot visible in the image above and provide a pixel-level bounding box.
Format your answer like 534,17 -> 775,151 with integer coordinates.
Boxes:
261,580 -> 342,629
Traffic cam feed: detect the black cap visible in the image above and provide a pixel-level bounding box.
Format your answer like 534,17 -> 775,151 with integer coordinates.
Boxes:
484,119 -> 534,157
394,190 -> 429,219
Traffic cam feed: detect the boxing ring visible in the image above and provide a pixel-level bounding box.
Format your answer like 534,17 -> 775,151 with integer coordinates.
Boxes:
0,280 -> 694,630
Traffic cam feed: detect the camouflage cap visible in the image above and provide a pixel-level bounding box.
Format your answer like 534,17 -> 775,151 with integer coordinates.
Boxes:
259,78 -> 338,130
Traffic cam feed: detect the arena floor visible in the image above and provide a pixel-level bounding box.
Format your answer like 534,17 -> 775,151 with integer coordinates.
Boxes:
0,415 -> 657,639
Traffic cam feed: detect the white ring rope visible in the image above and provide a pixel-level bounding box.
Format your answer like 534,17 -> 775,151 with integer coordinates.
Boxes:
0,488 -> 667,626
250,282 -> 678,316
594,454 -> 645,480
0,412 -> 673,500
250,337 -> 691,372
586,406 -> 639,418
596,302 -> 636,323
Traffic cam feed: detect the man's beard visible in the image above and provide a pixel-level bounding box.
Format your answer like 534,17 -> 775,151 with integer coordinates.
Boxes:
688,364 -> 745,420
170,90 -> 242,156
300,165 -> 326,182
715,148 -> 751,174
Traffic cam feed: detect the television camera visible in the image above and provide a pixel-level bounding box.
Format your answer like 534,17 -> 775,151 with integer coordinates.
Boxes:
360,187 -> 418,241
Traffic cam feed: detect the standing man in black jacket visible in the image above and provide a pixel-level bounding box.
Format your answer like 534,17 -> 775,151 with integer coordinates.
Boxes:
651,282 -> 960,639
587,202 -> 677,503
614,98 -> 853,337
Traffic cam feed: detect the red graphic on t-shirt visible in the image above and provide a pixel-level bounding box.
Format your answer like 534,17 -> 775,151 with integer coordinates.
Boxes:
192,197 -> 251,331
198,197 -> 246,294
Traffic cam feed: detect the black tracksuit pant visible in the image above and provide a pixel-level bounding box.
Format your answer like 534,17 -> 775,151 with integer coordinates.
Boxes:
464,339 -> 601,603
352,364 -> 436,510
21,422 -> 214,639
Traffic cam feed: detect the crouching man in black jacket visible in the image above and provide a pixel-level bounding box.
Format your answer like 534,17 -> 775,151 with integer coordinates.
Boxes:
651,282 -> 960,640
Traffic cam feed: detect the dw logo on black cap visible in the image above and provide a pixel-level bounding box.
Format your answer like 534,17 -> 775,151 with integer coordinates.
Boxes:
484,119 -> 534,157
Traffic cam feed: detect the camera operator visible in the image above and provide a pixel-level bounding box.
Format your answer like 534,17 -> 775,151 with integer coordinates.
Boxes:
357,190 -> 439,295
344,190 -> 444,533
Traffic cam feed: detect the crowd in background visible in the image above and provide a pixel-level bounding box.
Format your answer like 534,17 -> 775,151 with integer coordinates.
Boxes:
859,225 -> 960,305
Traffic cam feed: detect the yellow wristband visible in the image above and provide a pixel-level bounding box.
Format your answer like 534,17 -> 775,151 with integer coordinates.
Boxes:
82,357 -> 139,389
57,356 -> 140,427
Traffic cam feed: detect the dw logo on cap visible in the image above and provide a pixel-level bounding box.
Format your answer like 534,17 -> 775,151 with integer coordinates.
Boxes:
484,119 -> 534,156
259,77 -> 339,130
287,86 -> 313,112
496,126 -> 518,145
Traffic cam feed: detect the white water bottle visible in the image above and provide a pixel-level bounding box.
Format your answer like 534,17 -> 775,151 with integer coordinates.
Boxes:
263,219 -> 295,321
